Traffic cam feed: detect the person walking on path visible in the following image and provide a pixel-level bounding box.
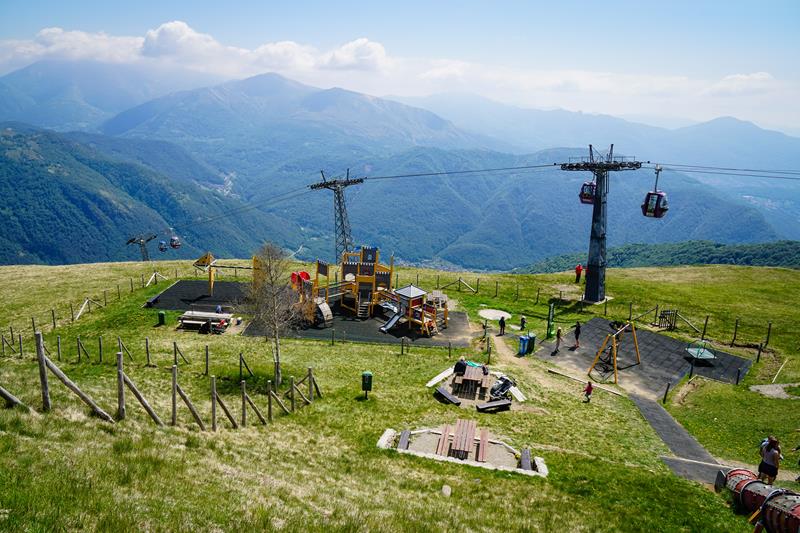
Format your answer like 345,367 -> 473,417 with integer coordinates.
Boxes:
575,264 -> 583,283
583,381 -> 593,403
499,316 -> 506,336
573,321 -> 581,349
555,327 -> 563,353
758,436 -> 781,484
520,316 -> 526,331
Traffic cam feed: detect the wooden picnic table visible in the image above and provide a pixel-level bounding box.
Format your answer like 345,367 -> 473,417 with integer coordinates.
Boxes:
450,419 -> 477,460
460,365 -> 484,397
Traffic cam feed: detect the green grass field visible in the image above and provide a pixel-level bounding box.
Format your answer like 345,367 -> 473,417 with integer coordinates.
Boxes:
1,260 -> 797,531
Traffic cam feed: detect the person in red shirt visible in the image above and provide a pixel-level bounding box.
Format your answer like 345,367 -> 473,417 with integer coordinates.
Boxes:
583,381 -> 594,403
575,264 -> 583,283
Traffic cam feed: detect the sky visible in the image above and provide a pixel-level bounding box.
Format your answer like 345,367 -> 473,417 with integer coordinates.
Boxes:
1,0 -> 798,133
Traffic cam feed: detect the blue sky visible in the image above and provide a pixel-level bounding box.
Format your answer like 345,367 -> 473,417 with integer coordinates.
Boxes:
1,0 -> 798,132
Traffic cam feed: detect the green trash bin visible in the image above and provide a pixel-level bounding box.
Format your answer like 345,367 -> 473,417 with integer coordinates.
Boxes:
361,371 -> 373,399
157,311 -> 166,326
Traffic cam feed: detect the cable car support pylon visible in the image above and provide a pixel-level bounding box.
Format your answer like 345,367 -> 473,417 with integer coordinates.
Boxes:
560,145 -> 642,302
309,169 -> 364,262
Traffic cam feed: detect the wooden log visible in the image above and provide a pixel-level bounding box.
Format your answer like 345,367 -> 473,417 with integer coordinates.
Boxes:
176,384 -> 205,430
123,374 -> 162,426
270,389 -> 290,415
0,384 -> 26,409
171,365 -> 178,425
241,380 -> 247,427
267,380 -> 273,422
116,352 -> 126,420
246,394 -> 266,425
215,392 -> 238,429
35,333 -> 51,411
293,382 -> 311,405
211,376 -> 217,431
44,356 -> 114,423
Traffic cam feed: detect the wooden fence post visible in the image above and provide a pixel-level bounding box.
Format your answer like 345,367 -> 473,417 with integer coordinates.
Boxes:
731,318 -> 739,346
18,334 -> 22,358
130,278 -> 134,292
35,332 -> 51,411
171,365 -> 178,426
104,290 -> 107,307
494,281 -> 498,297
662,382 -> 671,404
241,381 -> 247,427
476,278 -> 480,293
416,273 -> 419,285
628,302 -> 633,321
204,345 -> 209,376
98,336 -> 103,363
756,343 -> 762,363
308,367 -> 314,401
51,309 -> 56,330
536,288 -> 540,305
116,352 -> 126,421
31,316 -> 36,337
516,285 -> 519,301
141,274 -> 145,288
56,335 -> 61,361
77,336 -> 81,363
436,274 -> 439,289
117,284 -> 121,300
211,376 -> 218,432
70,303 -> 75,322
653,305 -> 659,324
764,321 -> 772,348
289,376 -> 296,412
267,380 -> 273,422
145,337 -> 152,367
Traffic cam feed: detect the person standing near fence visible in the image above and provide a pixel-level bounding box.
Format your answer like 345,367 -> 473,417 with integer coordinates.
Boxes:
575,264 -> 583,283
499,316 -> 506,336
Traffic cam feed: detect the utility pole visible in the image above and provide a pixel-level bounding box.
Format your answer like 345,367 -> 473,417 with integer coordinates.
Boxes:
309,169 -> 364,262
126,234 -> 157,262
560,145 -> 641,302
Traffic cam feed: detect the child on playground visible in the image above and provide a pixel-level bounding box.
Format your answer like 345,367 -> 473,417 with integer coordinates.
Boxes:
555,327 -> 563,352
758,436 -> 781,484
583,381 -> 593,403
573,321 -> 581,348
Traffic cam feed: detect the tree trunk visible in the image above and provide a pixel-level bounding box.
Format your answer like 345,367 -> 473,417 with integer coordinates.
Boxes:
273,334 -> 282,385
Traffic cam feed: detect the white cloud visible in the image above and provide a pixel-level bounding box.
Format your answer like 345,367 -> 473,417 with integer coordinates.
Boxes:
0,22 -> 796,132
703,72 -> 776,96
319,38 -> 388,71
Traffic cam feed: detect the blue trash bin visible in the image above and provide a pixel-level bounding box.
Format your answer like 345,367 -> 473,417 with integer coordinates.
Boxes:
518,335 -> 529,356
526,333 -> 537,354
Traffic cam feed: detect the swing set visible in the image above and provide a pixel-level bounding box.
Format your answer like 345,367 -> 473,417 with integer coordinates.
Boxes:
587,321 -> 641,384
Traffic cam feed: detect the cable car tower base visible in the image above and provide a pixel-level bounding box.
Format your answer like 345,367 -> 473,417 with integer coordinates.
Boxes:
561,145 -> 642,302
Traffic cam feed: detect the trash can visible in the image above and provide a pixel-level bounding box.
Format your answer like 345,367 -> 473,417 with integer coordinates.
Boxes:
361,371 -> 373,399
518,335 -> 529,356
526,333 -> 536,354
157,311 -> 166,326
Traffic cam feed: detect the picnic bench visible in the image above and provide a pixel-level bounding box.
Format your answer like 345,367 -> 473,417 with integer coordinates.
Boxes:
178,310 -> 233,332
434,386 -> 462,406
436,419 -> 477,460
476,398 -> 511,413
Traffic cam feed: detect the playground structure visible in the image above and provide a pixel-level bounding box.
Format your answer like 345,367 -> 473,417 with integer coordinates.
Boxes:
587,320 -> 641,384
290,246 -> 449,337
719,468 -> 799,533
193,252 -> 253,297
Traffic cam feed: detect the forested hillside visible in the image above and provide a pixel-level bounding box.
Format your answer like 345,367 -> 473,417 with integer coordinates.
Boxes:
520,240 -> 800,273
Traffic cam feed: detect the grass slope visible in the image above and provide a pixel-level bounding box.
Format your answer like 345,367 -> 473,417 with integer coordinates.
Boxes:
1,260 -> 797,530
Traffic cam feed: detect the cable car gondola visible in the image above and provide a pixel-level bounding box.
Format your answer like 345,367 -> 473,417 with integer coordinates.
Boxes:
641,165 -> 669,218
170,236 -> 182,249
158,240 -> 168,253
579,181 -> 596,204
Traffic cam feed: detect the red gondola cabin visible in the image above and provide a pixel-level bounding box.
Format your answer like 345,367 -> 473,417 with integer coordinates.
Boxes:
641,191 -> 669,218
579,182 -> 596,204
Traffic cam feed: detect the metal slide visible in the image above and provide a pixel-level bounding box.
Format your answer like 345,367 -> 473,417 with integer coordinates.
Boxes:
380,312 -> 403,333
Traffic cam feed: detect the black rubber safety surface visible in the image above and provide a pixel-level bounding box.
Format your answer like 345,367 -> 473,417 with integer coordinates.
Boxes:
537,317 -> 752,394
146,280 -> 246,311
244,311 -> 474,348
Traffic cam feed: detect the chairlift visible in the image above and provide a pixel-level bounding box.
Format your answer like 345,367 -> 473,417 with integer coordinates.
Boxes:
641,165 -> 669,218
158,240 -> 168,253
169,235 -> 182,249
579,181 -> 596,204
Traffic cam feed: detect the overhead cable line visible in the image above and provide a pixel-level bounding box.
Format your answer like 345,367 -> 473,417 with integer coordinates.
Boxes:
364,163 -> 558,181
651,162 -> 800,176
649,166 -> 800,182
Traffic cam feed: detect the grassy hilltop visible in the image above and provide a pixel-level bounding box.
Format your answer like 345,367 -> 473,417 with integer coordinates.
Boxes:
0,260 -> 798,531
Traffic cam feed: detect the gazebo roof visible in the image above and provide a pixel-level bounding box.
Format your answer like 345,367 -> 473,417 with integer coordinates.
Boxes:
395,284 -> 427,299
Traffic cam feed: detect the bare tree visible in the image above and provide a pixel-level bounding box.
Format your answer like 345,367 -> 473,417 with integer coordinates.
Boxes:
247,242 -> 300,385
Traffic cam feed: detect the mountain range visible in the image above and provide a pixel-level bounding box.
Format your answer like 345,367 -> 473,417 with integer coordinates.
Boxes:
0,59 -> 797,268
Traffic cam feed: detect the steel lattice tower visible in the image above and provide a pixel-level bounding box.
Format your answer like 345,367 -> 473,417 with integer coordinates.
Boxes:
560,145 -> 642,302
126,233 -> 157,262
309,170 -> 364,262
